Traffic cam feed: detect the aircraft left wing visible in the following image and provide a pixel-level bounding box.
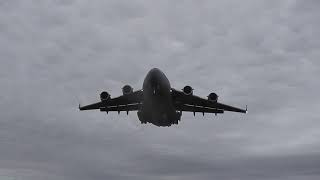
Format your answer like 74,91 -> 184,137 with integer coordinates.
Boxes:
171,88 -> 247,114
79,90 -> 143,112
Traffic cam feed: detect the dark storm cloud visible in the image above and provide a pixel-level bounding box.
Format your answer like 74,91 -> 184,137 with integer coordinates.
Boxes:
1,0 -> 320,179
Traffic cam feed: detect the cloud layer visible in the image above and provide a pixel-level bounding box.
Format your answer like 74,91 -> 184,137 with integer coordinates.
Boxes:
1,0 -> 320,179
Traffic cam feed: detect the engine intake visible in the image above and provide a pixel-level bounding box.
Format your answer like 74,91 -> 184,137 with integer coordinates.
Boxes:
208,93 -> 218,102
100,91 -> 110,102
122,85 -> 133,95
183,86 -> 193,95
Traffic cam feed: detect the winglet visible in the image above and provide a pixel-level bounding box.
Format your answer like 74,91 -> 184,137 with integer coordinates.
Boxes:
245,105 -> 248,114
79,104 -> 82,111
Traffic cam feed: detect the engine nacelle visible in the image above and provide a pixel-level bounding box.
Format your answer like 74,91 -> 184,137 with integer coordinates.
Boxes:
100,91 -> 110,102
208,93 -> 218,102
183,85 -> 193,95
122,85 -> 133,95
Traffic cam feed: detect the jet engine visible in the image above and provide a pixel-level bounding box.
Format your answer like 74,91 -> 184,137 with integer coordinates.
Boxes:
208,92 -> 218,102
122,85 -> 133,95
183,85 -> 193,95
100,91 -> 110,102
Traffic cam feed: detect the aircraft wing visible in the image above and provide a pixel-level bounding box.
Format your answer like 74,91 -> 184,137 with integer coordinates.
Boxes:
171,88 -> 247,114
175,103 -> 224,114
79,90 -> 143,112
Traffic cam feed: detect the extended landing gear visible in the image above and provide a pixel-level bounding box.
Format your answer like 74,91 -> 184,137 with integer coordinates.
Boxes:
137,111 -> 148,124
137,111 -> 182,126
172,111 -> 182,125
141,121 -> 147,124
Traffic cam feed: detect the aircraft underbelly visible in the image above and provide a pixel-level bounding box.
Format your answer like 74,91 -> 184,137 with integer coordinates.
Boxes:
142,96 -> 175,126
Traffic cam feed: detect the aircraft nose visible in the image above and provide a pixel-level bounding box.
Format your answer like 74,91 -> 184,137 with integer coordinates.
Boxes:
147,68 -> 162,93
150,68 -> 161,73
150,76 -> 158,88
148,68 -> 161,82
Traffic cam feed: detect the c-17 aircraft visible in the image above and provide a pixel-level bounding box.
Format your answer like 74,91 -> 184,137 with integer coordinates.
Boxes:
79,68 -> 247,127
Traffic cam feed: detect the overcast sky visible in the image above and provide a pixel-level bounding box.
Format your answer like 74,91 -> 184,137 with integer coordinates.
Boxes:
1,0 -> 320,179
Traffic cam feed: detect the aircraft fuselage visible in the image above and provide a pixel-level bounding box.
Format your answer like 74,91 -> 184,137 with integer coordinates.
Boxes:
139,68 -> 180,126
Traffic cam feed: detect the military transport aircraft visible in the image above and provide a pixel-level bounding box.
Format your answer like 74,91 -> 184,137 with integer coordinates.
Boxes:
79,68 -> 247,127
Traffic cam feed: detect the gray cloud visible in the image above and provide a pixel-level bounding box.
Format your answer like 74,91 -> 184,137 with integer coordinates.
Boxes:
1,0 -> 320,179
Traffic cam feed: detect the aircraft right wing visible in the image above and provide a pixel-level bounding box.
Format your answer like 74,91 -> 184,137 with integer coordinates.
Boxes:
175,103 -> 224,114
171,88 -> 247,114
